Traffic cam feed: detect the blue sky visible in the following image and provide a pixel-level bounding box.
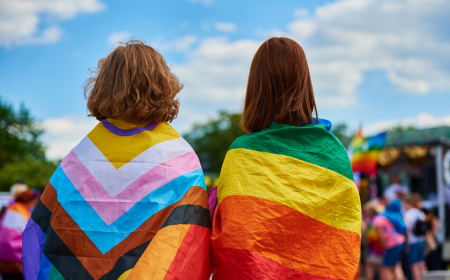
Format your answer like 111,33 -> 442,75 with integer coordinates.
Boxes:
0,0 -> 449,159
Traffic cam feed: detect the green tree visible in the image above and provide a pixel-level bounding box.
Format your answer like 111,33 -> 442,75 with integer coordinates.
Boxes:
390,125 -> 417,132
0,98 -> 56,191
183,112 -> 246,173
331,122 -> 351,144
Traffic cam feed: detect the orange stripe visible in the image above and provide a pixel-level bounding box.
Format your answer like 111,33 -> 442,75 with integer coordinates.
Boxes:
128,224 -> 191,280
164,225 -> 211,280
8,202 -> 30,219
211,195 -> 360,280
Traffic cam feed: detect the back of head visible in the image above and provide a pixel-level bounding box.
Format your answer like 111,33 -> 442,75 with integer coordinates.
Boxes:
241,37 -> 317,133
84,40 -> 182,123
10,183 -> 29,200
15,190 -> 36,204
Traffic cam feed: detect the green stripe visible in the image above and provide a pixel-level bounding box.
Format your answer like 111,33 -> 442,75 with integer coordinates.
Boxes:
228,122 -> 354,181
49,264 -> 65,280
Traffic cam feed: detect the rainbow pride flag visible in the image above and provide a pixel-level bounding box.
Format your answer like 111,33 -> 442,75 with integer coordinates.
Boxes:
349,130 -> 387,176
211,122 -> 362,280
22,119 -> 211,280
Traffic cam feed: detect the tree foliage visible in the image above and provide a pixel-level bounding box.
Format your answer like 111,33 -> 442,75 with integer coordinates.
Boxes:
183,112 -> 246,173
0,98 -> 56,191
331,122 -> 352,144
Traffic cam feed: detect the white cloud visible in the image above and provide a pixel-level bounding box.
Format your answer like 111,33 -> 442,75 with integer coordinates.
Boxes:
41,115 -> 98,160
108,31 -> 131,46
294,8 -> 309,17
215,22 -> 237,33
171,0 -> 450,112
188,0 -> 214,5
155,35 -> 197,52
364,113 -> 450,136
288,0 -> 450,107
0,0 -> 105,46
173,37 -> 260,103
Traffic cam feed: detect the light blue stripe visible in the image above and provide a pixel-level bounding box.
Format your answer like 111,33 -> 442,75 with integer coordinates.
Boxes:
50,165 -> 206,254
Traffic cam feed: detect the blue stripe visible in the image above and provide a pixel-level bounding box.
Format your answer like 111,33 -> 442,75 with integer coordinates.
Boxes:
367,131 -> 387,149
37,248 -> 51,280
49,165 -> 206,254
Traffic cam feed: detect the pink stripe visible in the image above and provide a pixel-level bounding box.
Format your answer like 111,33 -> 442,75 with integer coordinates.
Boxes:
0,226 -> 23,262
61,150 -> 201,225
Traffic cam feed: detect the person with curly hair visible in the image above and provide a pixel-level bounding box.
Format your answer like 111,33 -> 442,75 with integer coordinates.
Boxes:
22,40 -> 211,280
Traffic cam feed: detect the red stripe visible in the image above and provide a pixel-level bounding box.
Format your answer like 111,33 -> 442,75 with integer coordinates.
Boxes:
164,225 -> 212,280
212,248 -> 342,280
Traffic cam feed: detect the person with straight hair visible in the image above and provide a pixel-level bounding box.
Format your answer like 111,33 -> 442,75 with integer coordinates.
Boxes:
22,40 -> 211,280
209,37 -> 362,279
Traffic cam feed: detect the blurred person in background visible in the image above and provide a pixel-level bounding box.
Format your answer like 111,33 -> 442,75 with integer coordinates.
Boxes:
421,202 -> 440,271
363,200 -> 385,280
0,189 -> 39,280
384,175 -> 409,204
403,193 -> 427,280
373,199 -> 407,280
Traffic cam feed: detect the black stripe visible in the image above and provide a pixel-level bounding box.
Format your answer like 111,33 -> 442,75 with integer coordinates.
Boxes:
44,227 -> 95,280
99,204 -> 210,279
31,199 -> 52,233
161,204 -> 211,229
99,240 -> 151,280
31,202 -> 209,279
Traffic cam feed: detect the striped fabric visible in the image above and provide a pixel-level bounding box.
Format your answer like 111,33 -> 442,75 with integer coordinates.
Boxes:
349,130 -> 387,176
0,202 -> 30,262
22,119 -> 211,280
211,122 -> 362,280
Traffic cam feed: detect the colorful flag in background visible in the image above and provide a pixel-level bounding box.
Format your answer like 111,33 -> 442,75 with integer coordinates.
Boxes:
348,129 -> 387,176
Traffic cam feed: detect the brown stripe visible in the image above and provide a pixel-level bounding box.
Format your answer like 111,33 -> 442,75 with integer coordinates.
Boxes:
40,184 -> 208,280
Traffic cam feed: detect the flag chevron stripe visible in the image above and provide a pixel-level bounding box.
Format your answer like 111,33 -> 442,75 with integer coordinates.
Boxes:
31,188 -> 210,280
50,165 -> 206,254
62,150 -> 202,225
71,136 -> 193,197
162,225 -> 211,280
228,122 -> 354,181
218,148 -> 361,235
128,224 -> 191,280
98,240 -> 151,280
87,122 -> 181,169
34,184 -> 209,279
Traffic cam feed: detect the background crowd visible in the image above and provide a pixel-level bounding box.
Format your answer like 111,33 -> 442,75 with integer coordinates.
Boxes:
361,176 -> 441,280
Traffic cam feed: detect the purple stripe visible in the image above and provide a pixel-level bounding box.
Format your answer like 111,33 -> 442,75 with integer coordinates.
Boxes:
22,218 -> 44,280
208,186 -> 218,220
101,119 -> 158,136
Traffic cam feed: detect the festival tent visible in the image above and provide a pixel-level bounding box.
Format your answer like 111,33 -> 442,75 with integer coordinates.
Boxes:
345,126 -> 450,255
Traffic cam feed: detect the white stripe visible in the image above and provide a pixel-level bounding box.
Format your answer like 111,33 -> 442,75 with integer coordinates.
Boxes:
2,210 -> 27,232
72,137 -> 194,197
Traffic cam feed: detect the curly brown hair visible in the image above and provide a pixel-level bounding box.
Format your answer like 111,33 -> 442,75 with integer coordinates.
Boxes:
84,40 -> 182,123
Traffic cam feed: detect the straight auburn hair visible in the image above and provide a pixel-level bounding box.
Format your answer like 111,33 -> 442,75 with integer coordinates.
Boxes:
241,37 -> 318,133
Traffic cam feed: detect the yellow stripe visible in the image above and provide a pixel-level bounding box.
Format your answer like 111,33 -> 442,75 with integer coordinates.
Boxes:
218,148 -> 361,235
118,269 -> 132,280
127,224 -> 190,280
88,122 -> 180,169
352,150 -> 380,161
